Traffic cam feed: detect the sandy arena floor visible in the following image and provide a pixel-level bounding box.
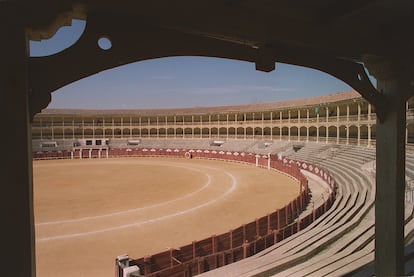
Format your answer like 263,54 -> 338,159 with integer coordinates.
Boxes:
33,157 -> 299,277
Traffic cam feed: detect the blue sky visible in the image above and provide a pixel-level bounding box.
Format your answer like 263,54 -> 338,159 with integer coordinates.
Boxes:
29,20 -> 362,110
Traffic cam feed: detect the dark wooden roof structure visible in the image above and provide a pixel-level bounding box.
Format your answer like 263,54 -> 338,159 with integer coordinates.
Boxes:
0,1 -> 412,276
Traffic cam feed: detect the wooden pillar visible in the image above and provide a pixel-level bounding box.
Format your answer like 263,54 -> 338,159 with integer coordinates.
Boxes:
375,79 -> 408,277
0,23 -> 35,276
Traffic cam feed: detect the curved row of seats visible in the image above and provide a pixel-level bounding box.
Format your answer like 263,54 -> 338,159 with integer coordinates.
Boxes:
198,142 -> 414,276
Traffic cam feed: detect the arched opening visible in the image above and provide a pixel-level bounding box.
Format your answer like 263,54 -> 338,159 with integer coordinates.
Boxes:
159,128 -> 166,136
53,128 -> 63,139
371,124 -> 377,141
290,126 -> 298,140
319,126 -> 326,139
281,127 -> 288,139
184,128 -> 192,137
328,126 -> 337,143
272,127 -> 280,137
95,128 -> 103,138
141,128 -> 149,137
194,127 -> 201,137
210,128 -> 218,138
132,128 -> 140,136
339,125 -> 347,142
299,126 -> 307,141
228,127 -> 236,138
84,128 -> 93,138
104,128 -> 113,138
348,125 -> 358,145
263,127 -> 271,137
202,128 -> 210,138
254,127 -> 262,137
123,128 -> 131,137
176,128 -> 184,137
237,127 -> 244,139
309,126 -> 317,141
360,125 -> 368,145
167,128 -> 175,136
64,128 -> 74,139
246,127 -> 253,138
219,127 -> 227,138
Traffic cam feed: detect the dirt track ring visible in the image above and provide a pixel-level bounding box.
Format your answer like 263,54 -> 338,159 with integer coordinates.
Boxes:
36,160 -> 239,241
34,157 -> 299,277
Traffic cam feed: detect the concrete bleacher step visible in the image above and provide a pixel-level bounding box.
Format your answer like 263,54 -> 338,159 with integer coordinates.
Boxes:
275,213 -> 374,277
200,171 -> 371,276
201,144 -> 379,277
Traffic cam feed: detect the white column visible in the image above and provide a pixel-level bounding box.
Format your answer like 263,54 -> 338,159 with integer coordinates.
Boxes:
306,109 -> 309,142
51,117 -> 54,140
326,107 -> 329,143
121,117 -> 124,138
174,116 -> 177,138
235,114 -> 238,139
298,110 -> 301,141
130,117 -> 132,139
288,111 -> 291,141
82,118 -> 85,139
316,112 -> 319,143
192,115 -> 194,139
270,111 -> 273,140
358,103 -> 361,146
226,114 -> 229,140
337,106 -> 340,144
112,118 -> 114,139
139,117 -> 142,138
209,115 -> 211,139
155,116 -> 158,139
147,117 -> 150,138
244,113 -> 247,140
252,113 -> 255,140
279,111 -> 282,141
165,116 -> 168,138
346,105 -> 350,145
368,104 -> 372,146
261,112 -> 264,139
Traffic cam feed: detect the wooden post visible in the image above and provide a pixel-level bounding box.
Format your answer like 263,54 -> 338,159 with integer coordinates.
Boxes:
375,78 -> 408,276
0,21 -> 36,277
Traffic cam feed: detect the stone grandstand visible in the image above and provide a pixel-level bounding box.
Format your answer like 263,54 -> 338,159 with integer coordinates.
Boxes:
31,91 -> 414,276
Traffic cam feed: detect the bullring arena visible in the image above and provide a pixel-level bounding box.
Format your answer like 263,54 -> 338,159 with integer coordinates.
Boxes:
34,157 -> 303,277
32,91 -> 414,277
